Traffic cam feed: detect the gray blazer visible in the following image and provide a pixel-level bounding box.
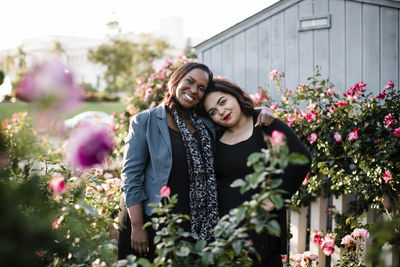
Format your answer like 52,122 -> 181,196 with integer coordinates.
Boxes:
121,105 -> 215,216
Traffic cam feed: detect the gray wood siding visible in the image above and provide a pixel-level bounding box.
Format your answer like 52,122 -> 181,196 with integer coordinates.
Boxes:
195,0 -> 400,98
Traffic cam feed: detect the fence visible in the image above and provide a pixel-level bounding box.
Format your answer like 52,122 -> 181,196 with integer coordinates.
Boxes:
288,195 -> 399,266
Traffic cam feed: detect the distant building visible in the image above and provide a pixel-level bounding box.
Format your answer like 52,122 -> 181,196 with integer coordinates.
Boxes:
0,35 -> 107,91
194,0 -> 400,98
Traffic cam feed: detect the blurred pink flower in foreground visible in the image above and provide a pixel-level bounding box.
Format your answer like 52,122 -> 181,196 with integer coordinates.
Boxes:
271,130 -> 285,146
16,57 -> 82,111
49,176 -> 67,194
352,228 -> 370,239
313,230 -> 323,245
66,123 -> 114,169
341,234 -> 356,247
160,185 -> 171,198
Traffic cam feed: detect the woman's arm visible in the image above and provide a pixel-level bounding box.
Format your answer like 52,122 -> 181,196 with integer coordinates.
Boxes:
121,112 -> 151,254
264,119 -> 311,199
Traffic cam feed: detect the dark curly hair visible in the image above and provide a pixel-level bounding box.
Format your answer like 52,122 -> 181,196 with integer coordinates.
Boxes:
200,77 -> 257,118
162,62 -> 214,113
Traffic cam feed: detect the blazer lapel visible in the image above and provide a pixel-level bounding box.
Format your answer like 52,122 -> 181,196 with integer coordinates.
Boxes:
156,105 -> 172,155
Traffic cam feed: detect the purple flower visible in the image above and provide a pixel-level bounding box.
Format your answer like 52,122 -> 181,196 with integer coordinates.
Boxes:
66,123 -> 113,169
16,57 -> 83,112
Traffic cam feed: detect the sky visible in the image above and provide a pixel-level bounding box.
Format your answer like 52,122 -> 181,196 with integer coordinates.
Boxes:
0,0 -> 279,50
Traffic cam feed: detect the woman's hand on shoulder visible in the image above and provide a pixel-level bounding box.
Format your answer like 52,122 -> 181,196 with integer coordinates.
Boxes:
255,106 -> 275,127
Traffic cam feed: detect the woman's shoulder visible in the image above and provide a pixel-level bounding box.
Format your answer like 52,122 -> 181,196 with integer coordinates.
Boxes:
131,105 -> 166,124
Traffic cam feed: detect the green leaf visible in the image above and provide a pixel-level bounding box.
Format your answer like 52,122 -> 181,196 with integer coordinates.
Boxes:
246,152 -> 265,166
270,179 -> 283,188
230,179 -> 245,188
232,240 -> 242,254
270,194 -> 284,210
175,246 -> 190,257
266,220 -> 281,236
202,252 -> 214,265
288,153 -> 309,165
136,258 -> 151,266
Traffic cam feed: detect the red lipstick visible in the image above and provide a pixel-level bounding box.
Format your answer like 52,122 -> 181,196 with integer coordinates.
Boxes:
223,113 -> 231,120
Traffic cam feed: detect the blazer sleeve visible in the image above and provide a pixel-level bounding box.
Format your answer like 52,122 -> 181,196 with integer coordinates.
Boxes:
121,111 -> 150,208
263,119 -> 312,199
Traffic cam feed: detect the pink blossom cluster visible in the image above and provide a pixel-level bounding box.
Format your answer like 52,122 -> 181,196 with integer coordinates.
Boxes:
341,228 -> 370,247
312,231 -> 335,256
377,81 -> 395,99
289,251 -> 318,266
49,176 -> 67,194
250,91 -> 269,105
296,83 -> 308,93
344,82 -> 366,101
384,113 -> 398,128
309,133 -> 318,144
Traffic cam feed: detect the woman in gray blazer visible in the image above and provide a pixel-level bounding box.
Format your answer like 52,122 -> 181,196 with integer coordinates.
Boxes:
118,62 -> 274,260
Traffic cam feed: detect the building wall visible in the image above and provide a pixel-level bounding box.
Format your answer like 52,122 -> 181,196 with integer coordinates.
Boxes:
194,0 -> 400,98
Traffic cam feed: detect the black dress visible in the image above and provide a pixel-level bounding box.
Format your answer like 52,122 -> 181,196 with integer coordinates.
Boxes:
118,128 -> 194,260
215,118 -> 311,267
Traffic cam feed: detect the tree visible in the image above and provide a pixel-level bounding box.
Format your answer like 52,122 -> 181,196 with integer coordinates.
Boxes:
88,33 -> 170,94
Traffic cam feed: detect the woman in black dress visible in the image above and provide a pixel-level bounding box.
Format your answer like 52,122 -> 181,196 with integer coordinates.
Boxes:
202,78 -> 311,266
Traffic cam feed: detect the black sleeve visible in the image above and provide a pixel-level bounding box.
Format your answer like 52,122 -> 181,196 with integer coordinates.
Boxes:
263,119 -> 312,199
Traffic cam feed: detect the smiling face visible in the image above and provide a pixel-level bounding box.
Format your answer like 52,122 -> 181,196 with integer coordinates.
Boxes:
174,68 -> 209,109
203,91 -> 243,128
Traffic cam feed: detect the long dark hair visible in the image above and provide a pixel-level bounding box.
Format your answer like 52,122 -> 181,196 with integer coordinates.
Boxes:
163,62 -> 214,112
200,77 -> 257,117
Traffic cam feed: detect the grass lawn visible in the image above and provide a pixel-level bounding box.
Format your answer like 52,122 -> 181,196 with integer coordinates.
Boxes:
0,101 -> 126,121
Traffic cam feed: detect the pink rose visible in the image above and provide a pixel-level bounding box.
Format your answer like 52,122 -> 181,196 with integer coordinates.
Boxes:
394,127 -> 400,138
377,90 -> 387,99
313,231 -> 323,245
49,176 -> 67,194
309,133 -> 318,144
285,114 -> 294,127
348,128 -> 359,141
271,130 -> 285,146
352,228 -> 370,239
306,110 -> 317,122
333,132 -> 342,142
270,103 -> 279,110
384,113 -> 397,128
383,170 -> 393,183
321,234 -> 335,256
384,81 -> 394,89
341,234 -> 356,247
269,69 -> 279,80
336,101 -> 347,107
160,185 -> 171,197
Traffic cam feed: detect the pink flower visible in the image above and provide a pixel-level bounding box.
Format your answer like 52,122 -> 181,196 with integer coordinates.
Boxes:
321,234 -> 335,256
250,92 -> 269,105
285,87 -> 294,96
302,251 -> 318,261
286,114 -> 294,127
348,128 -> 359,141
313,231 -> 323,245
309,133 -> 318,144
66,123 -> 114,169
126,104 -> 136,115
248,239 -> 254,246
306,110 -> 317,122
377,90 -> 387,99
384,81 -> 394,89
160,185 -> 171,197
394,127 -> 400,138
281,254 -> 287,261
341,234 -> 356,247
290,253 -> 303,263
336,101 -> 347,107
270,103 -> 279,110
269,69 -> 279,80
49,176 -> 67,194
329,105 -> 336,114
383,170 -> 393,183
333,132 -> 342,142
16,57 -> 82,110
352,228 -> 370,239
297,84 -> 308,92
52,220 -> 60,230
384,113 -> 397,128
271,130 -> 285,146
